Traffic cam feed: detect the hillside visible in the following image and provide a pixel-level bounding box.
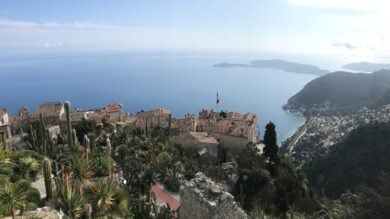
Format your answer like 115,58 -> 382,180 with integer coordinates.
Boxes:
214,59 -> 329,75
285,70 -> 390,111
343,62 -> 390,72
304,122 -> 390,199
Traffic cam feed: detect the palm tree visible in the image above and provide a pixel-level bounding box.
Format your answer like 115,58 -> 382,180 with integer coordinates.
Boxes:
85,179 -> 128,218
0,180 -> 29,219
56,181 -> 86,218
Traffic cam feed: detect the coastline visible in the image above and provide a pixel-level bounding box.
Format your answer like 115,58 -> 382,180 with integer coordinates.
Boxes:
280,109 -> 308,149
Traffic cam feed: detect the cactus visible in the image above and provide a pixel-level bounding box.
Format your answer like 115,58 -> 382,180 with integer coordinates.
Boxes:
64,101 -> 73,148
42,157 -> 53,199
72,128 -> 78,146
29,125 -> 39,152
46,130 -> 54,156
145,117 -> 149,137
105,135 -> 112,156
83,135 -> 90,160
88,133 -> 96,153
39,113 -> 47,154
168,114 -> 172,137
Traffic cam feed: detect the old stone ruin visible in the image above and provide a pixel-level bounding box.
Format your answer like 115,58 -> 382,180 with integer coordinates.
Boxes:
180,172 -> 248,219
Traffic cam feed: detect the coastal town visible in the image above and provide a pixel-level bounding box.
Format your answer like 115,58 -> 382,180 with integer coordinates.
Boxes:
0,101 -> 259,218
283,104 -> 390,164
1,102 -> 258,154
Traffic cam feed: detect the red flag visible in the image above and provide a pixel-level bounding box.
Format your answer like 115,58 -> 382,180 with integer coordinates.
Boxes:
216,93 -> 220,104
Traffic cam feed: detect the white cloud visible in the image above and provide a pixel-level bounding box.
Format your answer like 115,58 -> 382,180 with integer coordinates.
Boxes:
289,0 -> 390,61
0,19 -> 277,53
288,0 -> 390,12
43,42 -> 64,48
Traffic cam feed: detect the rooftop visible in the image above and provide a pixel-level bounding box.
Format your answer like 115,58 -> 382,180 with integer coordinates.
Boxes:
0,108 -> 7,118
151,184 -> 180,211
189,132 -> 219,144
35,102 -> 64,117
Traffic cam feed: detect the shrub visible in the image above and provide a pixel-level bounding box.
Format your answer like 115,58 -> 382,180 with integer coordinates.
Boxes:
92,155 -> 113,177
27,188 -> 42,207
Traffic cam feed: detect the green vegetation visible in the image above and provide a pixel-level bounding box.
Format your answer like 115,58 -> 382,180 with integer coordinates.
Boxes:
1,101 -> 183,218
233,123 -> 321,218
286,70 -> 390,111
64,101 -> 73,148
304,121 -> 390,218
0,180 -> 30,219
85,179 -> 128,218
42,157 -> 53,200
263,122 -> 279,174
6,99 -> 389,218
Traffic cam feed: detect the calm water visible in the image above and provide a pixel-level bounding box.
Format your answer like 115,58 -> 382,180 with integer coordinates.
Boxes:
0,54 -> 316,142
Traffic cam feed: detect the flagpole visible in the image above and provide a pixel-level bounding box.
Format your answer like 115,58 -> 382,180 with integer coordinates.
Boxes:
216,92 -> 219,113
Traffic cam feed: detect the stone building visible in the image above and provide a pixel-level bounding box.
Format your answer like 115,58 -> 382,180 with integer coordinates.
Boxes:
197,109 -> 258,154
18,106 -> 29,116
0,108 -> 12,142
180,172 -> 248,219
9,107 -> 31,135
33,102 -> 65,124
171,132 -> 219,157
70,110 -> 94,122
82,103 -> 125,123
136,108 -> 171,128
104,103 -> 125,122
171,113 -> 197,133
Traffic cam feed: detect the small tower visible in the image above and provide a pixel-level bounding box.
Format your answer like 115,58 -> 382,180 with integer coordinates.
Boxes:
18,106 -> 29,116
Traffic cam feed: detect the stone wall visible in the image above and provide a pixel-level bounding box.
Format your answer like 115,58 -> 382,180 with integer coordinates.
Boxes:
179,172 -> 248,219
171,113 -> 197,133
171,132 -> 219,157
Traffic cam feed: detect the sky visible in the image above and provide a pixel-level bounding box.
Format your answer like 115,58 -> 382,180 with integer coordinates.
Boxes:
0,0 -> 389,62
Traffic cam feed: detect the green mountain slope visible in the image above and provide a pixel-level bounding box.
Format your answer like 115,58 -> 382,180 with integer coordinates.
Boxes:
304,122 -> 390,199
286,70 -> 390,110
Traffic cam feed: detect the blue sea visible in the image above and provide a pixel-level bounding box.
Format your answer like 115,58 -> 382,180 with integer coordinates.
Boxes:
0,52 -> 317,143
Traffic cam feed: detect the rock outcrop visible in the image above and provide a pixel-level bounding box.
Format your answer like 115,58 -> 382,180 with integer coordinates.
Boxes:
179,172 -> 248,219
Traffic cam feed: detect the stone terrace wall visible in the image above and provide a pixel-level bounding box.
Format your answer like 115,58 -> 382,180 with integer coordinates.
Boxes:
179,172 -> 248,219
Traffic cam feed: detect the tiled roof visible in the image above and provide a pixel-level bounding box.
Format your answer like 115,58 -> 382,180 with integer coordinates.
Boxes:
105,103 -> 123,112
151,184 -> 180,211
35,102 -> 64,118
0,108 -> 7,118
10,115 -> 30,129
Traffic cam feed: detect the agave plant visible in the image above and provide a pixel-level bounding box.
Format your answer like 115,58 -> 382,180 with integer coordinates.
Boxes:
85,179 -> 128,218
56,181 -> 86,218
15,156 -> 40,180
68,155 -> 94,195
0,180 -> 29,219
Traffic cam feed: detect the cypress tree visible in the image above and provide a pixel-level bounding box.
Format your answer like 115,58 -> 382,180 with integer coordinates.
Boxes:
263,122 -> 279,163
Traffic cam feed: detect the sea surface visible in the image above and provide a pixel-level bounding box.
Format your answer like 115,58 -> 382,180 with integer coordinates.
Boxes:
0,53 -> 316,143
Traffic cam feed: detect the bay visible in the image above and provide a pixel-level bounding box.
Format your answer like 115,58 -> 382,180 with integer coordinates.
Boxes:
0,54 -> 316,143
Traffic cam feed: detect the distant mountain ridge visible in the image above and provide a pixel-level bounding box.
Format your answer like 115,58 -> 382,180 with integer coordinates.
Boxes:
285,70 -> 390,111
214,59 -> 330,75
343,62 -> 390,72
